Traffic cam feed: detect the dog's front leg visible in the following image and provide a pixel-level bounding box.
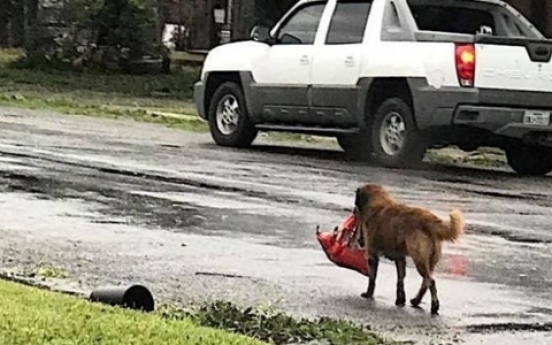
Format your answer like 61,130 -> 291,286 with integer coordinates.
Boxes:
395,258 -> 407,306
361,255 -> 379,299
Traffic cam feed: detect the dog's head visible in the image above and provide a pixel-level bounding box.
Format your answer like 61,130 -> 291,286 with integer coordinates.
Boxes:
354,184 -> 395,214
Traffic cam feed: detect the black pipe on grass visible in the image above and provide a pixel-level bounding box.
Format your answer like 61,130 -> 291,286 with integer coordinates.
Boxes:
89,284 -> 155,312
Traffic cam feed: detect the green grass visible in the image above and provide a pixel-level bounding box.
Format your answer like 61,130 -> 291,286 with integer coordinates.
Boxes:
0,280 -> 264,345
0,48 -> 207,131
34,265 -> 70,279
425,148 -> 507,168
0,48 -> 23,65
0,66 -> 200,113
158,300 -> 396,345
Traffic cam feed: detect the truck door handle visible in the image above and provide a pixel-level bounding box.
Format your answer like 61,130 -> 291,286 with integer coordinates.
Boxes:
299,55 -> 309,65
344,56 -> 354,66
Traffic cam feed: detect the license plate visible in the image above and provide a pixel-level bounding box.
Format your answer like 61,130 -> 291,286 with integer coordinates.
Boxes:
523,110 -> 551,126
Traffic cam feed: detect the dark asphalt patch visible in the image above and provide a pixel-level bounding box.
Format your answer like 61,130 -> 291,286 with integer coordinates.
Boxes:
468,189 -> 552,203
0,158 -> 312,248
465,322 -> 552,333
89,220 -> 129,225
195,271 -> 250,279
246,145 -> 347,161
469,223 -> 552,245
0,147 -> 345,212
431,176 -> 475,185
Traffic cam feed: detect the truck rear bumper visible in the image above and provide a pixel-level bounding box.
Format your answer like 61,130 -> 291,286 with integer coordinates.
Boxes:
411,81 -> 552,141
453,105 -> 552,139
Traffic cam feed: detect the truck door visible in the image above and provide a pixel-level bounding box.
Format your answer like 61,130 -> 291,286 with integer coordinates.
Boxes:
309,0 -> 373,127
250,1 -> 326,124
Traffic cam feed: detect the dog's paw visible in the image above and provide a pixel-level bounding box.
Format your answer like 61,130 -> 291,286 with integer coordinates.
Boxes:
431,301 -> 440,316
410,298 -> 421,308
395,290 -> 406,307
360,292 -> 374,300
395,298 -> 406,307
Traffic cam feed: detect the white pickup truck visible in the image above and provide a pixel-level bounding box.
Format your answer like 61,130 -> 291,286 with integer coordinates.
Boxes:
193,0 -> 552,176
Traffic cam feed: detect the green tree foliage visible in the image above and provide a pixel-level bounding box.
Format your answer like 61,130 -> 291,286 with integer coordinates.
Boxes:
92,0 -> 158,59
15,0 -> 162,72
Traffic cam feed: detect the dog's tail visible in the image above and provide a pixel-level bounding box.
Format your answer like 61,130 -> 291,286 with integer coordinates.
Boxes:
436,209 -> 465,242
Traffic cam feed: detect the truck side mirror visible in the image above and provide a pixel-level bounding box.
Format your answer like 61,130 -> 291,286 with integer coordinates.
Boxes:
250,25 -> 273,44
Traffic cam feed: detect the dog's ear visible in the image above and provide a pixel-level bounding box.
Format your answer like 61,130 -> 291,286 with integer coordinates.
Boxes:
354,187 -> 369,211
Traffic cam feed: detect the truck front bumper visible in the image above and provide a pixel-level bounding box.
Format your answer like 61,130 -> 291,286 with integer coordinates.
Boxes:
193,81 -> 206,120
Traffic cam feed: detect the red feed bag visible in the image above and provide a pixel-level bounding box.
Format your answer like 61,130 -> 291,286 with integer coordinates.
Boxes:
316,214 -> 369,276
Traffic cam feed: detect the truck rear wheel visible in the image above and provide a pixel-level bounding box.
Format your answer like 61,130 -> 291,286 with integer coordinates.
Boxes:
336,132 -> 372,161
505,144 -> 552,176
208,81 -> 258,148
371,97 -> 426,169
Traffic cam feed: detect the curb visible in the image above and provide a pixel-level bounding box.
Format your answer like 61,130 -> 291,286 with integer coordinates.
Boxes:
0,271 -> 88,298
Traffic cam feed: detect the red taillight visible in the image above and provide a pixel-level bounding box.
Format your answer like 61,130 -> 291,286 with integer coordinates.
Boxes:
455,44 -> 476,87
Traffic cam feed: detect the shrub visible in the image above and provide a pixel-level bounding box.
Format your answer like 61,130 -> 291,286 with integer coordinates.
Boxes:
19,0 -> 163,73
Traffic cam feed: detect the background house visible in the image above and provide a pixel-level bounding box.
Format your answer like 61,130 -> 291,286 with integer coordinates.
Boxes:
2,0 -> 552,54
187,0 -> 552,51
507,0 -> 552,36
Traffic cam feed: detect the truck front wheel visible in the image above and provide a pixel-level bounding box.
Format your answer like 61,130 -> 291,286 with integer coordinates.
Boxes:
371,97 -> 426,169
505,144 -> 552,176
208,81 -> 258,147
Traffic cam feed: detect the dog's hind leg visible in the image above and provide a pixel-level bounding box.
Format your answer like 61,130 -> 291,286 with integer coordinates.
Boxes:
395,258 -> 407,307
361,255 -> 379,299
407,233 -> 438,313
428,248 -> 441,315
410,260 -> 430,308
410,261 -> 439,315
428,277 -> 439,315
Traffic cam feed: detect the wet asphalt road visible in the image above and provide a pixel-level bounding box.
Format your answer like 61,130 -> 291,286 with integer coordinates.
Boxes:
0,107 -> 552,344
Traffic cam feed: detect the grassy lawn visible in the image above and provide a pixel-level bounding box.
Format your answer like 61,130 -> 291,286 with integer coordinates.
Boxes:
0,67 -> 208,132
0,48 -> 208,132
0,279 -> 264,345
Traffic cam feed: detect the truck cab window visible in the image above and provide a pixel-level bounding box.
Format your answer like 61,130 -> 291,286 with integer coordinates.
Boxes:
276,3 -> 326,45
325,1 -> 372,44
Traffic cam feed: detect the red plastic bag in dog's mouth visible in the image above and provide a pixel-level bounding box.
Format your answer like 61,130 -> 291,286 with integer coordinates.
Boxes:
316,214 -> 368,276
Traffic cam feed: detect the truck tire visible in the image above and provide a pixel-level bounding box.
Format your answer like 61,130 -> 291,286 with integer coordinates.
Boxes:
208,81 -> 258,147
336,132 -> 373,161
371,97 -> 426,169
505,144 -> 552,176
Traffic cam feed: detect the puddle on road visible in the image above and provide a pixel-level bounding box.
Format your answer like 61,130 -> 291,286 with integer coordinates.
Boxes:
0,166 -> 325,249
463,331 -> 552,345
468,221 -> 552,245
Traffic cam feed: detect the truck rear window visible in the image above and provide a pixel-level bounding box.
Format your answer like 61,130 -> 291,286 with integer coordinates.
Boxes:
409,5 -> 495,35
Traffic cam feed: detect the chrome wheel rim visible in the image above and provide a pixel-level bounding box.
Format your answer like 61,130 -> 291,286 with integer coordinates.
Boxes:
215,95 -> 240,135
379,111 -> 406,156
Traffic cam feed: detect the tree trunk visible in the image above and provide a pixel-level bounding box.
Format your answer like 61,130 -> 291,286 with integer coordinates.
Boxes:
190,0 -> 213,50
0,0 -> 11,47
11,0 -> 25,47
156,0 -> 164,45
230,0 -> 254,42
25,0 -> 39,53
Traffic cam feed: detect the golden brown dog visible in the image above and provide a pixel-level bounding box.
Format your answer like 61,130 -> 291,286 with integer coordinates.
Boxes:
352,183 -> 464,315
